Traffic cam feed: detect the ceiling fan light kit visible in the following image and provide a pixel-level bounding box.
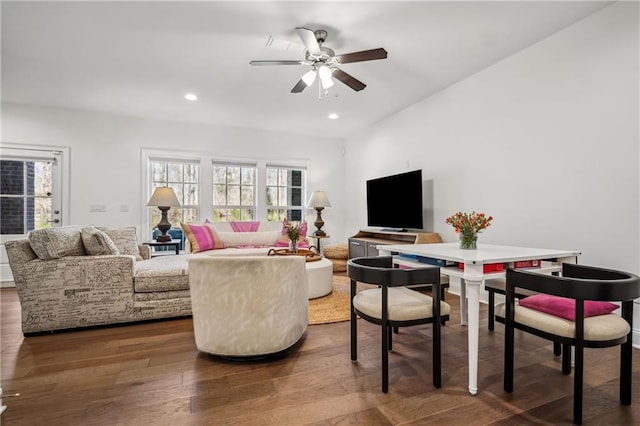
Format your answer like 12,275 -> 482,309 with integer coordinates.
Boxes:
250,27 -> 387,97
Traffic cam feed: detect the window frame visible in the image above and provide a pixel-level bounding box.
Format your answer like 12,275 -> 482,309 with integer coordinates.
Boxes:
211,161 -> 258,222
0,144 -> 69,243
265,164 -> 307,222
148,157 -> 201,228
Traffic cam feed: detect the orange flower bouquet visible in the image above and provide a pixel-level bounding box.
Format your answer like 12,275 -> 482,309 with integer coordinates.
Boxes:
445,211 -> 493,249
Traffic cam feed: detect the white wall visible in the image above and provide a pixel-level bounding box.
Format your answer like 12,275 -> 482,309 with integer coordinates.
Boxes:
345,2 -> 638,271
1,104 -> 348,243
343,2 -> 640,340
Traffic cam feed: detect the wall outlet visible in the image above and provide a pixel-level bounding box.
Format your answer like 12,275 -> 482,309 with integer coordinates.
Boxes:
89,204 -> 106,213
119,204 -> 129,212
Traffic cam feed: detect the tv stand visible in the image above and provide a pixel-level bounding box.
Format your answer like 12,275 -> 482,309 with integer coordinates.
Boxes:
348,229 -> 442,258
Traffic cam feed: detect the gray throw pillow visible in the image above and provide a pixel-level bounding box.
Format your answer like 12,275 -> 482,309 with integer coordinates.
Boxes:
81,226 -> 119,256
28,225 -> 86,260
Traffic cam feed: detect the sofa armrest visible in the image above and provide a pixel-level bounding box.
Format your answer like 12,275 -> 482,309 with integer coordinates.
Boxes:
138,244 -> 151,259
18,254 -> 135,293
16,255 -> 137,334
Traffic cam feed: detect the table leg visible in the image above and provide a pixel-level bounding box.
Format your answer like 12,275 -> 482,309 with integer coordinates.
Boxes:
465,277 -> 481,395
459,277 -> 467,325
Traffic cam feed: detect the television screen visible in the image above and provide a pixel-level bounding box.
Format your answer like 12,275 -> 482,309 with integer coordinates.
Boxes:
366,169 -> 423,231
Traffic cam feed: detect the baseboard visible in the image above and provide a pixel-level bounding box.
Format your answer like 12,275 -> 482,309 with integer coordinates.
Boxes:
0,280 -> 15,289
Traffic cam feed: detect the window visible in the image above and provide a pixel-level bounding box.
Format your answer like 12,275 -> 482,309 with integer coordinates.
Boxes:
0,159 -> 52,234
212,163 -> 256,222
142,149 -> 309,241
149,159 -> 199,228
0,146 -> 65,239
266,166 -> 306,222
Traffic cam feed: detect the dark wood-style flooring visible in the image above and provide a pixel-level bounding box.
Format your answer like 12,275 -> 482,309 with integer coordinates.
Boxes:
1,280 -> 639,425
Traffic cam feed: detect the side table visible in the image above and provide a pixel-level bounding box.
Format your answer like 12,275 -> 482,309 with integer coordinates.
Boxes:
311,235 -> 330,252
144,239 -> 180,256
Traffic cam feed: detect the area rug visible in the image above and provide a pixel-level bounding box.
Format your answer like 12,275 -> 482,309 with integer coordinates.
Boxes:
308,274 -> 352,325
308,274 -> 373,325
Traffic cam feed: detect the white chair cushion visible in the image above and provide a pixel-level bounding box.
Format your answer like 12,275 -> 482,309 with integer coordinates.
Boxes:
497,302 -> 630,341
354,287 -> 451,322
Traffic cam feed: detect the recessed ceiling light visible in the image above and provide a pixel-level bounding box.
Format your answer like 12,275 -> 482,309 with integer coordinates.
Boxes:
184,93 -> 198,101
328,113 -> 339,120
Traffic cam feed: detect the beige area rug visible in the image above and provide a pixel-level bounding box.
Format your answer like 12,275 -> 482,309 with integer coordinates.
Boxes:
308,274 -> 372,325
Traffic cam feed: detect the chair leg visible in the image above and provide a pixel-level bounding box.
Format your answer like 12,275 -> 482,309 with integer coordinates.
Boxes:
350,280 -> 357,362
388,325 -> 394,352
621,337 -> 633,405
553,342 -> 561,356
562,344 -> 571,375
433,316 -> 442,388
488,289 -> 495,331
504,310 -> 515,393
382,323 -> 389,393
574,343 -> 584,425
621,304 -> 633,405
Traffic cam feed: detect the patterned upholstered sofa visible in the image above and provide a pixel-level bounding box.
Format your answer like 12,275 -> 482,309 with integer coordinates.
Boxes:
5,222 -> 311,335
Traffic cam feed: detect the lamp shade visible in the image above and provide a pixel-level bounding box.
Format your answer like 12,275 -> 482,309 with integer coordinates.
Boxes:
147,187 -> 181,207
318,65 -> 334,89
307,190 -> 331,208
301,69 -> 317,86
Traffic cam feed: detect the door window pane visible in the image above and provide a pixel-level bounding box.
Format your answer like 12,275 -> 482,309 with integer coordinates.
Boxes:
0,159 -> 52,234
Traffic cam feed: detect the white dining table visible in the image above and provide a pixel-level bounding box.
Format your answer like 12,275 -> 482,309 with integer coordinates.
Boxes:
377,242 -> 581,395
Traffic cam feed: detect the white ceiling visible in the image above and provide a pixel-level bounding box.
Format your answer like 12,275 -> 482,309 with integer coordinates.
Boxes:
1,1 -> 613,139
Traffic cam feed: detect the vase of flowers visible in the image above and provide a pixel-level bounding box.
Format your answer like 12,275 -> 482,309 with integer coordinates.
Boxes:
283,218 -> 302,253
445,211 -> 493,250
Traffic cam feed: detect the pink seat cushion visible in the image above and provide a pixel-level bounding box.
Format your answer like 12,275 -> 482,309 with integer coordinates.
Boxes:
518,294 -> 618,321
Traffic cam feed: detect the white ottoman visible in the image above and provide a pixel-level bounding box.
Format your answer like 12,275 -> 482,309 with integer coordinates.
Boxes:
306,258 -> 333,299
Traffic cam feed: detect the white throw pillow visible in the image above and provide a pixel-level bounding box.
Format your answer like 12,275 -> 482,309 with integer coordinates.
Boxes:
218,231 -> 280,248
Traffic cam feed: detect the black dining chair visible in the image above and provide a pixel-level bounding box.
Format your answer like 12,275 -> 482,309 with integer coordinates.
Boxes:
498,263 -> 640,425
347,256 -> 450,393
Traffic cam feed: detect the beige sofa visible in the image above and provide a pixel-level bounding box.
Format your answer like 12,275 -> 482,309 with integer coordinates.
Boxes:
5,222 -> 311,335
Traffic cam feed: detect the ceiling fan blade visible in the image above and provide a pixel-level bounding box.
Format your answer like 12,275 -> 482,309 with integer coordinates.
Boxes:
336,48 -> 388,64
333,69 -> 366,91
249,60 -> 306,66
291,79 -> 307,93
295,27 -> 322,56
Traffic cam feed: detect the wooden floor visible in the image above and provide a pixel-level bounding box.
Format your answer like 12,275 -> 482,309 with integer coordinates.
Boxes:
2,283 -> 639,426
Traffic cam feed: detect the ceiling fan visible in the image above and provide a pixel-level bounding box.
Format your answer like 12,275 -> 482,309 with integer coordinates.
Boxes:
250,27 -> 387,95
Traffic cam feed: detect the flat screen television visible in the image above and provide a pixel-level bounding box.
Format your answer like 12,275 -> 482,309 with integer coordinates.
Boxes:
366,169 -> 423,231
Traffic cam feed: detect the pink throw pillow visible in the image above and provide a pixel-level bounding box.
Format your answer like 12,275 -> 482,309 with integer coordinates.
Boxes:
181,222 -> 225,253
517,294 -> 618,321
230,221 -> 261,232
275,221 -> 309,248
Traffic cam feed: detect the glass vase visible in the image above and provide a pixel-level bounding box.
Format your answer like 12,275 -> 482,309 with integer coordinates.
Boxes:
289,239 -> 299,253
459,230 -> 478,250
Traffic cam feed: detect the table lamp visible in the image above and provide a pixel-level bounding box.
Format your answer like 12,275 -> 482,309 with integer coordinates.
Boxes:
147,187 -> 181,242
307,190 -> 331,236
